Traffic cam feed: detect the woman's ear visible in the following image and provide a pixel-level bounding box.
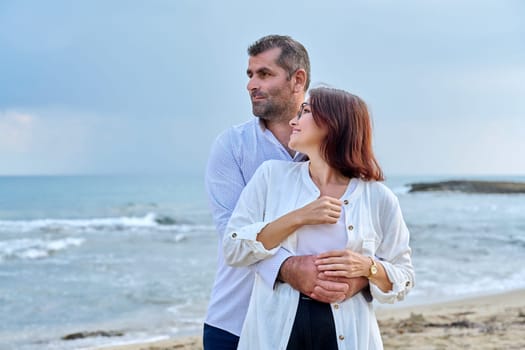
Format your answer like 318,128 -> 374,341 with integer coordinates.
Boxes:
293,69 -> 307,93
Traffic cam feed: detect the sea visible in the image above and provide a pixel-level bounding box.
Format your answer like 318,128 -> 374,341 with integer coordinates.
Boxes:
1,174 -> 524,349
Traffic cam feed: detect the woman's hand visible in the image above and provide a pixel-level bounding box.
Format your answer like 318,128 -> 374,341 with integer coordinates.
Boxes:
315,250 -> 393,293
314,250 -> 370,278
256,196 -> 342,249
296,196 -> 342,225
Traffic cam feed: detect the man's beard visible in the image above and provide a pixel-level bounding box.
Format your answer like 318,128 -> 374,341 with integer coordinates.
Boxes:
251,96 -> 295,122
252,100 -> 280,120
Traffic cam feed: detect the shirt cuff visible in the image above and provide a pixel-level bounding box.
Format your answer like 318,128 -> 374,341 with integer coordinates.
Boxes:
255,247 -> 293,289
370,260 -> 413,304
223,222 -> 280,266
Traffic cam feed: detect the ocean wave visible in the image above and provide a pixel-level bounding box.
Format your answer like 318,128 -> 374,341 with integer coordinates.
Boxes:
0,213 -> 215,234
411,269 -> 525,301
0,237 -> 85,261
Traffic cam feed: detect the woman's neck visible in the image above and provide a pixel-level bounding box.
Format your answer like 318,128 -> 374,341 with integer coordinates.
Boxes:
308,155 -> 350,197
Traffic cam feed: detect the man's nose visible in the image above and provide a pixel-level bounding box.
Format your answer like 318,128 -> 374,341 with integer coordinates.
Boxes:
247,77 -> 259,92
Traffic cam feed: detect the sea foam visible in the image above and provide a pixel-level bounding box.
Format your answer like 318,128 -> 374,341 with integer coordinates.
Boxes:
0,237 -> 85,261
0,213 -> 214,234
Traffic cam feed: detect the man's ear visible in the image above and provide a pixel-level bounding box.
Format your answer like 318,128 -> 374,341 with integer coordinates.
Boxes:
293,69 -> 307,93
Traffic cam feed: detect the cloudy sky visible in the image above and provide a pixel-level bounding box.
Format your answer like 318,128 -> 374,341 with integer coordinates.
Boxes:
1,0 -> 524,177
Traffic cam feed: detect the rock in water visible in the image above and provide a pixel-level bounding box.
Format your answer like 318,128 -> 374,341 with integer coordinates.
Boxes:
408,180 -> 525,194
61,330 -> 124,340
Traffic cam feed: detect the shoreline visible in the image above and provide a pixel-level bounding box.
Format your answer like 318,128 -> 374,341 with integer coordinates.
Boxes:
95,289 -> 525,350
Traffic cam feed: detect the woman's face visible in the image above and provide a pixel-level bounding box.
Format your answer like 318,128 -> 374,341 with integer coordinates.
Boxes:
288,101 -> 328,155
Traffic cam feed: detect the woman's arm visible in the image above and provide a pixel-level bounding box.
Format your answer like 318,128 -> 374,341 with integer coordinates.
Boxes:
257,195 -> 343,249
224,188 -> 343,267
370,190 -> 415,303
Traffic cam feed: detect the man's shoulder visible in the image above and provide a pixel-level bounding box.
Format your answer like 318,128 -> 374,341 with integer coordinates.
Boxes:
222,118 -> 258,136
212,119 -> 257,146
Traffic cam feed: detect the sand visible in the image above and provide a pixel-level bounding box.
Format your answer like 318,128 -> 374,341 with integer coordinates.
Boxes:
96,289 -> 525,350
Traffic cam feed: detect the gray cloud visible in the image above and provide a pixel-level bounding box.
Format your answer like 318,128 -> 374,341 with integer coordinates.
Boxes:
0,0 -> 524,175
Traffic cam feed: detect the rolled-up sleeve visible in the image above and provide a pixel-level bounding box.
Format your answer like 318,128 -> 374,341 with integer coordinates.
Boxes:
371,193 -> 415,304
223,222 -> 280,267
223,162 -> 281,267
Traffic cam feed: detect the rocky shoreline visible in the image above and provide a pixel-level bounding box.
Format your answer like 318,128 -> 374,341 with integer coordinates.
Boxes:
408,180 -> 525,194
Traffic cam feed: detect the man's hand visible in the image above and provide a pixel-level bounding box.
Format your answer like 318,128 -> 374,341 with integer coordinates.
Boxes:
312,273 -> 369,302
279,255 -> 369,303
279,255 -> 320,295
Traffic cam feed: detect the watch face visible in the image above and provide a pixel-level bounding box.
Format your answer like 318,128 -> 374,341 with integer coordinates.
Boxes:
371,266 -> 378,274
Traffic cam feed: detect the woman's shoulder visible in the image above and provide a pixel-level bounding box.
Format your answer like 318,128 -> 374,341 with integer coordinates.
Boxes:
260,159 -> 306,172
361,180 -> 399,203
250,160 -> 306,188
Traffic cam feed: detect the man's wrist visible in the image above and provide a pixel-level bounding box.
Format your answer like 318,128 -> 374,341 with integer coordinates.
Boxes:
277,256 -> 292,283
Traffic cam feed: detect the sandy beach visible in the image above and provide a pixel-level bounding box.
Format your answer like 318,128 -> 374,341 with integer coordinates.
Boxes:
96,288 -> 525,350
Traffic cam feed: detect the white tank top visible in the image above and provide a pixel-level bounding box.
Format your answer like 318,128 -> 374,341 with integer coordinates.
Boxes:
295,208 -> 348,255
295,179 -> 357,255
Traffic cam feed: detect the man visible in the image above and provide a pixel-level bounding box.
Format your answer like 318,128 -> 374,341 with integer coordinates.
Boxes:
204,35 -> 368,349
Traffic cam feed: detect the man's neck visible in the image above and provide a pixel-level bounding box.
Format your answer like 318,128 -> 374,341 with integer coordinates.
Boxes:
263,119 -> 296,157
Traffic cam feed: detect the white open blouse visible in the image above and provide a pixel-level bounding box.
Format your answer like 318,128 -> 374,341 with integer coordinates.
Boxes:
223,159 -> 415,350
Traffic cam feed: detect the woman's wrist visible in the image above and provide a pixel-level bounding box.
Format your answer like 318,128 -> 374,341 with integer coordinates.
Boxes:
366,256 -> 378,279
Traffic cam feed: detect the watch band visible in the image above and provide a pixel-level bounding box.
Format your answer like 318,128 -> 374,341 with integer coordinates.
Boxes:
367,256 -> 378,279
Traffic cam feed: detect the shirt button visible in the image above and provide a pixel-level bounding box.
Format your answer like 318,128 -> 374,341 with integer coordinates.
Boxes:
339,335 -> 345,340
333,304 -> 339,309
231,233 -> 237,238
406,281 -> 411,287
347,225 -> 354,231
343,199 -> 349,205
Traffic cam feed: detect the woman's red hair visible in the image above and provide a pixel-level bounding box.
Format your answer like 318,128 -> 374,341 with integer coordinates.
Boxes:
309,87 -> 384,181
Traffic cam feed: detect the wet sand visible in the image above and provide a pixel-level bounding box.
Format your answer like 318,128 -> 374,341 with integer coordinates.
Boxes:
97,289 -> 525,350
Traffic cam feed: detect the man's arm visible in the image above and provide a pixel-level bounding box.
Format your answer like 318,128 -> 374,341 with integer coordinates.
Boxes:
206,133 -> 300,286
205,132 -> 245,237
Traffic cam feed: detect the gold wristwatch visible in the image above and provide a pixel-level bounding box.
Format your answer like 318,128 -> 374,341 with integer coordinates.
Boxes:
367,257 -> 378,279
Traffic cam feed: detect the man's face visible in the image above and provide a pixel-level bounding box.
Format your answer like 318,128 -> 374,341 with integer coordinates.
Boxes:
246,48 -> 297,121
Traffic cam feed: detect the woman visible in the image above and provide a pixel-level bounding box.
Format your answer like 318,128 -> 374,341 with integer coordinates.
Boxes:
223,87 -> 414,349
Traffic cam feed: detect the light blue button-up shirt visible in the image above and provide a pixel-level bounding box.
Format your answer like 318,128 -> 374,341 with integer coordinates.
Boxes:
204,118 -> 304,336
